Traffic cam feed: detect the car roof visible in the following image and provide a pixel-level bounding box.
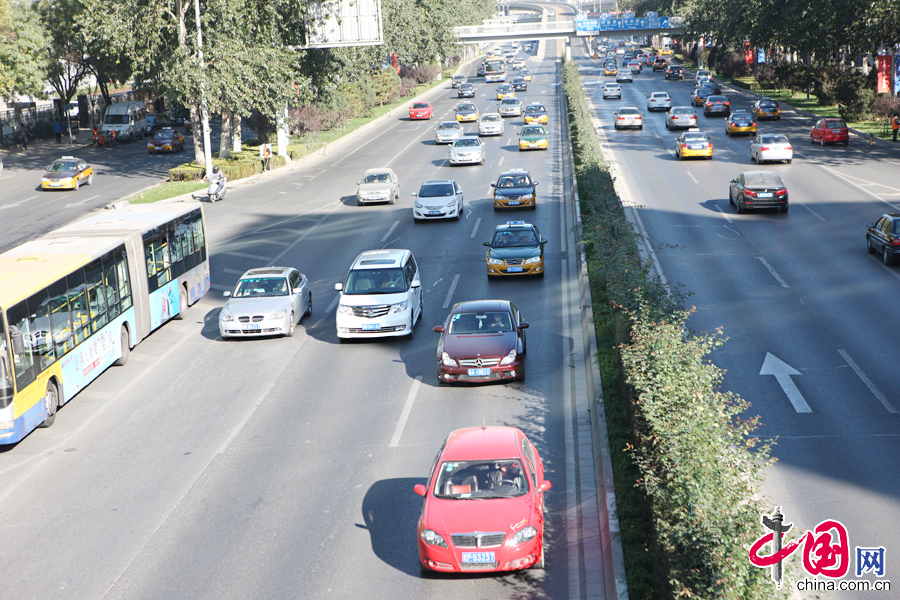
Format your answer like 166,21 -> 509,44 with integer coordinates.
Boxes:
499,169 -> 532,177
494,220 -> 537,232
450,299 -> 512,313
441,426 -> 522,461
364,167 -> 393,175
240,267 -> 294,278
351,248 -> 410,269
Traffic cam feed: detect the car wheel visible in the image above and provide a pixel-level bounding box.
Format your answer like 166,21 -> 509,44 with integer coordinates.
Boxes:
736,197 -> 746,214
285,312 -> 295,337
751,152 -> 756,163
867,236 -> 876,254
820,137 -> 825,146
725,128 -> 730,136
88,174 -> 94,186
810,134 -> 815,144
531,533 -> 545,569
639,125 -> 643,130
884,246 -> 894,266
781,203 -> 789,213
843,140 -> 849,146
787,159 -> 792,164
305,292 -> 313,317
38,380 -> 60,428
356,197 -> 363,206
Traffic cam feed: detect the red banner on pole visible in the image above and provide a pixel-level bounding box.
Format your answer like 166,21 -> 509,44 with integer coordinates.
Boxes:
390,53 -> 400,75
744,43 -> 753,65
877,55 -> 892,94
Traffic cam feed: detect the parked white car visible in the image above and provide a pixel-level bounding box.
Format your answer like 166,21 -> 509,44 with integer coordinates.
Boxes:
750,134 -> 794,164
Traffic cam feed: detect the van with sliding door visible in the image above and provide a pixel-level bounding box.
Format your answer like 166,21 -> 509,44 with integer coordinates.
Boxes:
101,101 -> 148,141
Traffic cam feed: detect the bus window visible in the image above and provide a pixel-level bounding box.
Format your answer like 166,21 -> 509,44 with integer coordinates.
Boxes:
6,301 -> 37,390
65,268 -> 90,345
48,278 -> 75,357
116,248 -> 132,311
0,314 -> 13,409
191,210 -> 206,260
144,229 -> 171,290
85,258 -> 108,332
26,289 -> 56,371
102,250 -> 121,319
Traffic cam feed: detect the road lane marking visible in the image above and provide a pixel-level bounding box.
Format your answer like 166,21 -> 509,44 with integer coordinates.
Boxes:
442,274 -> 460,309
389,375 -> 423,447
64,194 -> 100,208
714,204 -> 734,223
222,268 -> 245,275
0,196 -> 37,210
222,251 -> 273,261
837,349 -> 898,414
800,203 -> 826,221
758,256 -> 789,288
470,217 -> 482,239
499,156 -> 504,166
686,170 -> 699,184
760,352 -> 812,413
381,220 -> 400,243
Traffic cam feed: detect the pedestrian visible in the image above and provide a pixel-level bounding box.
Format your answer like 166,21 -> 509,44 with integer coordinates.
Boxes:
54,119 -> 62,143
19,127 -> 28,150
892,113 -> 899,143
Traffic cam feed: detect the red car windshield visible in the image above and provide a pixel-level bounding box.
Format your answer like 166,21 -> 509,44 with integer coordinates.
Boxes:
448,311 -> 512,334
434,460 -> 529,498
826,120 -> 847,129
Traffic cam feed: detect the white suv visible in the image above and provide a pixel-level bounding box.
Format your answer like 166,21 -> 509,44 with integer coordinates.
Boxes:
335,249 -> 423,340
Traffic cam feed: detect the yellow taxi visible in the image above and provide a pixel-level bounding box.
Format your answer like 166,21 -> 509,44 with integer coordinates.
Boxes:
517,124 -> 549,151
752,97 -> 782,120
455,102 -> 479,122
41,156 -> 94,190
496,84 -> 516,100
491,169 -> 538,209
724,111 -> 757,136
523,103 -> 548,124
520,69 -> 533,81
484,221 -> 547,278
604,64 -> 618,76
675,129 -> 713,160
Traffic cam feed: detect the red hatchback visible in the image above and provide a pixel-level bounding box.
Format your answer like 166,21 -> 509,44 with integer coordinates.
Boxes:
414,426 -> 552,573
810,118 -> 849,145
433,300 -> 528,384
409,101 -> 434,120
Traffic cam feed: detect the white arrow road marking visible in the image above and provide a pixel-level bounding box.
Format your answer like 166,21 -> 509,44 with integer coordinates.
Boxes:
760,353 -> 812,413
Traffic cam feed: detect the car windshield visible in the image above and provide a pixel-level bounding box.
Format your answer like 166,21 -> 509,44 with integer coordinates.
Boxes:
673,108 -> 693,115
746,174 -> 783,187
412,103 -> 429,109
419,183 -> 455,197
759,101 -> 777,108
434,459 -> 528,498
232,277 -> 288,298
453,138 -> 480,148
604,84 -> 618,89
652,94 -> 668,99
448,311 -> 513,334
733,113 -> 751,120
48,161 -> 78,172
501,99 -> 518,106
153,131 -> 175,140
104,114 -> 128,125
493,229 -> 538,247
826,120 -> 847,129
526,106 -> 546,113
619,109 -> 639,115
767,135 -> 790,144
522,127 -> 543,136
363,173 -> 391,183
683,134 -> 707,143
498,175 -> 531,187
438,122 -> 459,130
458,105 -> 475,111
482,115 -> 500,122
344,268 -> 406,295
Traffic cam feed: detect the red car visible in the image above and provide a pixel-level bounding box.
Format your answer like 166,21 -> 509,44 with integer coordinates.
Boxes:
433,300 -> 528,384
414,426 -> 552,573
810,117 -> 849,145
409,101 -> 433,120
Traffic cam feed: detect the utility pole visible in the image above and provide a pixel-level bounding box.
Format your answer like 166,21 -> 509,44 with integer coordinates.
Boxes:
194,0 -> 213,177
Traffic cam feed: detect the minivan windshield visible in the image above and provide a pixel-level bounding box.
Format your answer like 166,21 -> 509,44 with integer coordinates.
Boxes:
344,268 -> 406,294
104,114 -> 129,125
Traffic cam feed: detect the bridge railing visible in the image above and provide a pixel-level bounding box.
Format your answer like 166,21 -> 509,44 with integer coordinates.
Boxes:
453,20 -> 575,36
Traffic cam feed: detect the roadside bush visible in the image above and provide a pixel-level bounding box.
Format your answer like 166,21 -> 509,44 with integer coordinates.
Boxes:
314,87 -> 351,129
338,78 -> 376,119
288,104 -> 326,135
399,76 -> 418,97
369,67 -> 401,104
836,72 -> 875,121
719,57 -> 751,79
872,94 -> 900,119
400,65 -> 438,84
812,66 -> 842,106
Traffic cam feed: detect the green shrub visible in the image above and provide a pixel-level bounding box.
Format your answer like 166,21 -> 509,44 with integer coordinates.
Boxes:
369,67 -> 401,104
338,78 -> 376,118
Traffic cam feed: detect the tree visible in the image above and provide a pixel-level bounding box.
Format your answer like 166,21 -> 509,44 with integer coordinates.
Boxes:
0,0 -> 51,100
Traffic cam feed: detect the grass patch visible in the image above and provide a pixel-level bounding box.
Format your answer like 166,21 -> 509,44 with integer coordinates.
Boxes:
128,181 -> 209,204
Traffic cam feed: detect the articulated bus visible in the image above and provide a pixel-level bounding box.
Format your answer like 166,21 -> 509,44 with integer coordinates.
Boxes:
0,200 -> 210,445
484,59 -> 507,83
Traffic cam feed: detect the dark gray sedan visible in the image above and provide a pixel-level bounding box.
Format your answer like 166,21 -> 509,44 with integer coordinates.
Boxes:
728,171 -> 789,214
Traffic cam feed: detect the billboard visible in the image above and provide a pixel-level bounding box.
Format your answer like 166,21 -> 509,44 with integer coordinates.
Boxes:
302,0 -> 384,48
877,55 -> 891,94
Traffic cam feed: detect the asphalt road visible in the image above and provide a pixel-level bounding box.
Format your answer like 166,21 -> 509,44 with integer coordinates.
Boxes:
0,33 -> 601,600
576,41 -> 899,594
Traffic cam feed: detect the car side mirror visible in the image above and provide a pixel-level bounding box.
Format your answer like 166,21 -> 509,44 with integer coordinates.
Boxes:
223,291 -> 231,297
433,325 -> 444,333
518,322 -> 529,330
867,223 -> 874,229
490,183 -> 496,187
534,181 -> 539,186
414,484 -> 427,496
729,179 -> 736,184
9,325 -> 25,355
334,283 -> 343,291
541,239 -> 548,245
411,281 -> 420,289
539,480 -> 552,492
411,192 -> 417,197
483,241 -> 491,246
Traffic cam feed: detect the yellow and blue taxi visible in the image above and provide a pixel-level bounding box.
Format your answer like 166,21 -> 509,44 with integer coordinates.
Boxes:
484,221 -> 547,277
724,111 -> 757,136
675,128 -> 713,160
41,156 -> 93,190
691,87 -> 714,106
491,169 -> 538,209
751,97 -> 782,120
496,84 -> 516,100
523,103 -> 549,124
517,124 -> 549,151
455,102 -> 479,122
604,64 -> 618,76
520,68 -> 533,82
147,127 -> 186,153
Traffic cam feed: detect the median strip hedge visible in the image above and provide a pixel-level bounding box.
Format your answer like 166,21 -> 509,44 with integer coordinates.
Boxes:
562,59 -> 785,599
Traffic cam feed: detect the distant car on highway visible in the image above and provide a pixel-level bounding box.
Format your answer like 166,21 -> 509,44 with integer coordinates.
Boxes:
499,97 -> 523,117
409,101 -> 434,119
652,58 -> 668,71
725,111 -> 757,136
479,113 -> 504,136
647,92 -> 672,112
147,128 -> 186,154
729,171 -> 789,213
752,98 -> 782,120
665,65 -> 684,80
750,134 -> 793,164
665,106 -> 698,129
523,103 -> 548,124
451,75 -> 467,88
457,83 -> 475,99
866,214 -> 900,265
491,168 -> 538,209
614,107 -> 643,130
219,267 -> 312,339
675,129 -> 713,160
356,167 -> 400,205
703,95 -> 731,117
602,82 -> 622,99
517,124 -> 549,150
616,70 -> 633,83
455,102 -> 479,122
435,121 -> 464,144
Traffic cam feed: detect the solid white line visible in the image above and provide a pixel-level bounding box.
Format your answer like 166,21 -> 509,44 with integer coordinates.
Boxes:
714,204 -> 734,224
64,194 -> 100,208
389,375 -> 423,447
222,251 -> 273,261
800,203 -> 826,221
686,171 -> 699,185
757,256 -> 789,288
222,268 -> 245,275
470,217 -> 482,239
381,220 -> 400,243
499,155 -> 505,167
442,274 -> 460,309
837,349 -> 899,414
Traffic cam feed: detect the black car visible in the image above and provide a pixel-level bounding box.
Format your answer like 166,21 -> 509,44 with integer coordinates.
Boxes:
491,169 -> 539,209
729,171 -> 789,214
699,81 -> 722,95
703,95 -> 731,116
457,83 -> 475,98
512,77 -> 528,92
866,214 -> 900,265
145,113 -> 170,136
172,107 -> 192,132
477,65 -> 487,77
664,66 -> 684,80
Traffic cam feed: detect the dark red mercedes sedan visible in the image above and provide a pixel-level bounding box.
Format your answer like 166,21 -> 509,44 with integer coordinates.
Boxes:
433,300 -> 528,384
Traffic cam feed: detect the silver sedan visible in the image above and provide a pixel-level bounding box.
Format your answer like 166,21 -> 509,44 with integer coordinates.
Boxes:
602,82 -> 621,99
449,136 -> 486,166
219,267 -> 312,339
751,134 -> 794,164
614,107 -> 643,130
434,121 -> 464,144
665,106 -> 698,129
356,168 -> 400,205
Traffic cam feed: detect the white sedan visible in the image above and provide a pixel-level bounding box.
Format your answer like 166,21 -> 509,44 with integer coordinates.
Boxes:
219,267 -> 312,339
479,113 -> 504,136
448,136 -> 486,166
602,82 -> 622,99
751,134 -> 793,164
647,92 -> 672,111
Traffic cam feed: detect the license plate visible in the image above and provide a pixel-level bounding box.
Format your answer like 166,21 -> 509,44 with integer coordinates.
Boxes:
462,552 -> 496,563
362,323 -> 381,330
529,143 -> 538,147
507,266 -> 524,272
508,200 -> 520,205
757,192 -> 773,198
243,324 -> 260,330
467,368 -> 491,377
689,145 -> 706,150
428,210 -> 441,215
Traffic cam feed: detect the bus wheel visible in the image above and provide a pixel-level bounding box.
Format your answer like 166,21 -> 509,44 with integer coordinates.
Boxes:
175,285 -> 188,320
115,327 -> 130,366
39,381 -> 59,428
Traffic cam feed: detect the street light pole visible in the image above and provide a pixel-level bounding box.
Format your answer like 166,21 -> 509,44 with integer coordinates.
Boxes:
193,0 -> 213,178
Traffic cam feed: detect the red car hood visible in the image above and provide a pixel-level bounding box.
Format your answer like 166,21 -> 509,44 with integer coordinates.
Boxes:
423,494 -> 535,537
443,333 -> 516,359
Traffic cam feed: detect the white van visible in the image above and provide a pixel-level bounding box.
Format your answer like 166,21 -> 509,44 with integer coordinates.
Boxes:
101,101 -> 147,141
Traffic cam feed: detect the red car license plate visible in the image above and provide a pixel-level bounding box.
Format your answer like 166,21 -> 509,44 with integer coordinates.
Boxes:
462,552 -> 495,563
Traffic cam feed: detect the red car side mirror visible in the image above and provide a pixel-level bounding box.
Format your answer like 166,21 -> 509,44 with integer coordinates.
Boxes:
539,481 -> 552,492
433,325 -> 444,333
414,484 -> 427,496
